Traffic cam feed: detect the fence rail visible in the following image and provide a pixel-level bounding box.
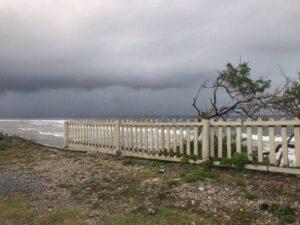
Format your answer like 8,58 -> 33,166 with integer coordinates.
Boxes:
65,118 -> 300,175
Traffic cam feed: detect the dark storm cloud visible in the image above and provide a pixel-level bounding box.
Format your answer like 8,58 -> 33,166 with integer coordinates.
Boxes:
0,0 -> 299,117
0,71 -> 207,93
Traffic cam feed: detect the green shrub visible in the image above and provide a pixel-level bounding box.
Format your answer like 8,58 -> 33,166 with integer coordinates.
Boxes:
268,203 -> 295,224
97,193 -> 110,200
200,160 -> 214,169
220,152 -> 249,172
183,169 -> 220,183
166,179 -> 181,187
122,158 -> 138,166
245,192 -> 259,200
234,179 -> 246,187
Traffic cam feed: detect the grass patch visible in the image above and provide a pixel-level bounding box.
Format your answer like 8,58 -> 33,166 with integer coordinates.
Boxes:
122,157 -> 138,166
166,179 -> 181,187
102,206 -> 215,225
35,211 -> 87,225
0,195 -> 36,225
245,192 -> 259,200
231,209 -> 260,225
148,160 -> 173,168
97,192 -> 110,200
234,179 -> 246,187
268,203 -> 295,224
117,171 -> 157,184
183,169 -> 220,183
0,195 -> 87,225
220,153 -> 249,172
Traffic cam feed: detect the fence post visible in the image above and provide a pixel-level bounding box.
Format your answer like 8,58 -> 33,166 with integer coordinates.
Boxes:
64,121 -> 69,148
115,120 -> 120,153
202,119 -> 209,160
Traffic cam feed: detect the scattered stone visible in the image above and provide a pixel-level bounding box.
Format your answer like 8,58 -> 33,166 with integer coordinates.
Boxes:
158,168 -> 165,174
198,186 -> 204,191
147,207 -> 156,215
144,178 -> 161,186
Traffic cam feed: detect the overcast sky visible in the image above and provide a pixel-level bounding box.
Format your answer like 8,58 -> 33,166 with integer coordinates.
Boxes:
0,0 -> 299,118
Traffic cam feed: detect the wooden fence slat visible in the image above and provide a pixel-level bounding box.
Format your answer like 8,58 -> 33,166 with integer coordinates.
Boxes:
247,126 -> 253,161
155,125 -> 159,152
160,126 -> 165,152
236,125 -> 242,154
269,125 -> 276,165
179,123 -> 184,154
111,125 -> 115,149
186,126 -> 191,156
281,126 -> 288,166
166,126 -> 170,153
202,120 -> 209,160
210,126 -> 215,158
134,125 -> 138,151
150,125 -> 153,151
138,124 -> 142,151
257,126 -> 263,163
193,124 -> 198,157
226,124 -> 232,159
173,120 -> 177,155
217,126 -> 223,158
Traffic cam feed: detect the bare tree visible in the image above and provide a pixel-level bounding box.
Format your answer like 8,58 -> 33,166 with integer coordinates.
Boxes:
193,62 -> 299,165
193,62 -> 299,121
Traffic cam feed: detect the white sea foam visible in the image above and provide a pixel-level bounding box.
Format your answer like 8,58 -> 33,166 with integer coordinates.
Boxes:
39,131 -> 64,137
28,120 -> 64,127
18,128 -> 34,131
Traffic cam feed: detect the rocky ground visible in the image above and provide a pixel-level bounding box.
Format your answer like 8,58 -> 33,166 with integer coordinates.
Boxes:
0,136 -> 299,225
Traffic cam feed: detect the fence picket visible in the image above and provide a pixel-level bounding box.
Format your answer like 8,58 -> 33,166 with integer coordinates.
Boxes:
281,125 -> 288,166
217,125 -> 223,159
179,120 -> 184,155
186,124 -> 191,156
226,120 -> 232,159
193,119 -> 198,157
210,126 -> 215,158
257,125 -> 263,163
247,123 -> 253,161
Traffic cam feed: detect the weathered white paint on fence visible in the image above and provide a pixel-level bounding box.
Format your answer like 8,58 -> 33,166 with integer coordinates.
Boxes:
65,118 -> 300,175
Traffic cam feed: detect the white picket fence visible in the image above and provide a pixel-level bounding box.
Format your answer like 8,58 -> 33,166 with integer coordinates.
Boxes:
64,118 -> 300,175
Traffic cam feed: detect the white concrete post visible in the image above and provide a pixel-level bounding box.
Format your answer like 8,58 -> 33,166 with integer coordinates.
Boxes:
202,119 -> 209,160
209,123 -> 215,158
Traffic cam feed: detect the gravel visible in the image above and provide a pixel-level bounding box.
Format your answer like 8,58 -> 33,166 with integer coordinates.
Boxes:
0,169 -> 46,195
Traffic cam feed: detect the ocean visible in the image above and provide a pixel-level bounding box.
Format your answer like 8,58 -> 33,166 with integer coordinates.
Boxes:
0,120 -> 64,148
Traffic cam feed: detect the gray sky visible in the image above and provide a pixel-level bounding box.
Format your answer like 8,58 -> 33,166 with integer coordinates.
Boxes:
0,0 -> 299,118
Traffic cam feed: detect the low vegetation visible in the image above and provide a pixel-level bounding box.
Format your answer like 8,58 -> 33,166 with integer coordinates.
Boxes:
220,152 -> 249,172
245,192 -> 259,200
182,169 -> 220,183
0,136 -> 299,225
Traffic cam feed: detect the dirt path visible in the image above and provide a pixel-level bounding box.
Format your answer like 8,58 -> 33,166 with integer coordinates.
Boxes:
0,136 -> 299,225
